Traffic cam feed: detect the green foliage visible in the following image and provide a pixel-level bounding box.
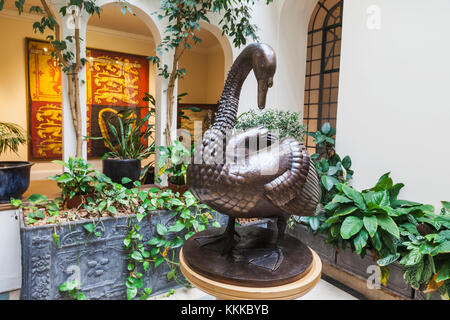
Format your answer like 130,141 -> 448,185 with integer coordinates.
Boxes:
85,106 -> 156,161
0,122 -> 27,155
48,157 -> 98,202
122,187 -> 221,299
234,109 -> 305,141
292,123 -> 353,230
309,123 -> 354,204
58,279 -> 85,300
149,0 -> 273,81
156,140 -> 192,185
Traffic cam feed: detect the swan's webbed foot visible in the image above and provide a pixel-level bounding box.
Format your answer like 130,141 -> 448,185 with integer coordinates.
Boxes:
248,246 -> 284,272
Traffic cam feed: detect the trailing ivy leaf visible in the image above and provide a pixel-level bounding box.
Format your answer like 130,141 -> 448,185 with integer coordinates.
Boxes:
340,216 -> 364,239
131,251 -> 143,261
363,215 -> 378,237
354,229 -> 369,255
127,287 -> 137,300
52,233 -> 61,248
377,214 -> 400,238
107,206 -> 117,214
156,223 -> 168,236
83,223 -> 95,233
28,193 -> 48,205
121,177 -> 132,185
154,256 -> 164,268
169,220 -> 185,233
377,253 -> 400,267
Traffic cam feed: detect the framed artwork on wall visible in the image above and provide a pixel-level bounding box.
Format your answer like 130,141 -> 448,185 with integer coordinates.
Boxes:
26,38 -> 150,160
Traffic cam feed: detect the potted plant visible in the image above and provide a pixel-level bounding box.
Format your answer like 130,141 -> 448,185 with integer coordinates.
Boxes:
156,140 -> 192,194
0,122 -> 33,202
48,157 -> 99,209
87,107 -> 155,188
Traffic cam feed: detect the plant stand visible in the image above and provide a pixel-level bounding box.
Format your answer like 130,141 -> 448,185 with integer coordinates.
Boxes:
179,248 -> 322,300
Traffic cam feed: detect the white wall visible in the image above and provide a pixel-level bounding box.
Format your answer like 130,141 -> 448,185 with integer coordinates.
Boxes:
336,0 -> 450,209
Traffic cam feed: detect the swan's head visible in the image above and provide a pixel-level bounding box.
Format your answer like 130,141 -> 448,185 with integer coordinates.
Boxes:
252,43 -> 276,109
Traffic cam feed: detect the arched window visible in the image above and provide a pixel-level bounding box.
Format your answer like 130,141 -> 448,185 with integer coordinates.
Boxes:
304,0 -> 343,152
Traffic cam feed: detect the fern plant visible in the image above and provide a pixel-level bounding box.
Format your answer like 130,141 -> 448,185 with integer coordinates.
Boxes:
0,122 -> 27,155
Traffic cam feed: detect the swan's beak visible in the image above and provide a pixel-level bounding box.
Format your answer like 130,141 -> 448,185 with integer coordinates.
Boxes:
258,78 -> 273,109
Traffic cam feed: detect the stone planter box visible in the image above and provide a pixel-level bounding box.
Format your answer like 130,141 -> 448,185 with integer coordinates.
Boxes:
20,209 -> 227,300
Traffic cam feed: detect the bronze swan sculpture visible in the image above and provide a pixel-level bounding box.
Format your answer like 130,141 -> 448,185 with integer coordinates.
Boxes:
186,43 -> 321,270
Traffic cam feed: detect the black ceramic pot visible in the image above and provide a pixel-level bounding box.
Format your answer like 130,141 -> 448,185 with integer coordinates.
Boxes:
0,161 -> 34,203
103,158 -> 141,188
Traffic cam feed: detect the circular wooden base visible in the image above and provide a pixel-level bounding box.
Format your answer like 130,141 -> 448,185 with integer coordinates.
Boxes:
180,248 -> 322,300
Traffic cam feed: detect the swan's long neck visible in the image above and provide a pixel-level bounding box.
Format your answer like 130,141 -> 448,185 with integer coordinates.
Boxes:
210,51 -> 253,134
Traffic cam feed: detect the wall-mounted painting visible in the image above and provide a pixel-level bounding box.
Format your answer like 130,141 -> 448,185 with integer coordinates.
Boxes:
27,39 -> 150,159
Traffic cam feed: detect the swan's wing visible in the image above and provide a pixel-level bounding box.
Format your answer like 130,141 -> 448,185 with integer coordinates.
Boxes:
264,138 -> 322,217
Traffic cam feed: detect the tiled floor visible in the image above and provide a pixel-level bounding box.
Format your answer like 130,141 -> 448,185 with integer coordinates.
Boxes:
149,278 -> 358,300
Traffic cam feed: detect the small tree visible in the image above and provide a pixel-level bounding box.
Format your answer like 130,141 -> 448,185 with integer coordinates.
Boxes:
0,0 -> 130,157
148,0 -> 274,145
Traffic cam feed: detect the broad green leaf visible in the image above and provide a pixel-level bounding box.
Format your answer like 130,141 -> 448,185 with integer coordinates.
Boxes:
377,214 -> 400,238
334,205 -> 358,217
363,215 -> 378,237
430,241 -> 450,256
131,251 -> 143,261
436,260 -> 450,282
377,253 -> 400,267
372,172 -> 393,191
342,156 -> 352,170
321,122 -> 331,134
354,229 -> 369,255
321,175 -> 338,191
340,216 -> 364,239
342,185 -> 366,211
309,216 -> 320,231
332,194 -> 352,204
371,232 -> 383,251
435,230 -> 450,243
400,248 -> 423,266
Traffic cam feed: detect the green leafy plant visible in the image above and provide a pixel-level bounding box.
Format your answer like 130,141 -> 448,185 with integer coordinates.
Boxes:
156,140 -> 192,185
48,157 -> 98,203
234,109 -> 305,141
149,0 -> 274,145
58,279 -> 85,300
292,123 -> 353,230
318,173 -> 436,285
86,107 -> 155,161
0,122 -> 27,155
381,201 -> 450,299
